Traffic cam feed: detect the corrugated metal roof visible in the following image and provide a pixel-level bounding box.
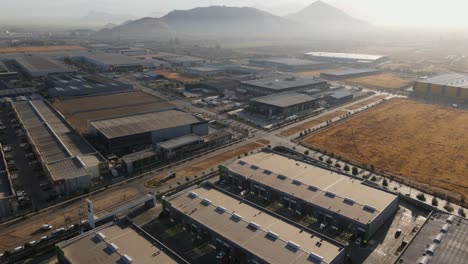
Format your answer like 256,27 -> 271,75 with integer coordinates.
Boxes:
91,110 -> 203,139
251,92 -> 319,108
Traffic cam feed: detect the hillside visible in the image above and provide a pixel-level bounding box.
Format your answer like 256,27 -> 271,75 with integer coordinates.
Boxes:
95,17 -> 173,40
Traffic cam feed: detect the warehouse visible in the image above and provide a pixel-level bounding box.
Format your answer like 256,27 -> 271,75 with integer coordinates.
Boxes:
413,73 -> 468,99
13,100 -> 108,195
326,90 -> 353,104
160,55 -> 206,67
304,52 -> 389,65
158,134 -> 203,160
250,58 -> 332,72
164,183 -> 346,264
57,220 -> 186,264
13,56 -> 75,77
249,92 -> 321,119
240,75 -> 329,97
89,110 -> 208,155
320,69 -> 381,80
46,74 -> 133,98
0,61 -> 19,80
122,148 -> 161,174
75,52 -> 154,71
219,152 -> 399,242
185,66 -> 224,77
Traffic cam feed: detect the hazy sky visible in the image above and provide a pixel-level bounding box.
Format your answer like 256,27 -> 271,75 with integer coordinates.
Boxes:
1,0 -> 468,28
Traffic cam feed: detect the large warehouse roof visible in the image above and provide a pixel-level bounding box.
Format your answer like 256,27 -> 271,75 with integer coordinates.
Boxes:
14,56 -> 74,76
419,73 -> 468,89
81,52 -> 152,67
242,76 -> 326,91
91,110 -> 203,139
251,92 -> 319,108
58,221 -> 180,264
305,52 -> 386,61
322,68 -> 380,76
251,58 -> 328,66
168,184 -> 344,264
228,152 -> 397,225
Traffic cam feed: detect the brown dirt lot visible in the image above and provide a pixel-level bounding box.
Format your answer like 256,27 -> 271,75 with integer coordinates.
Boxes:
279,111 -> 348,137
292,69 -> 340,77
346,74 -> 411,90
345,95 -> 387,111
52,91 -> 174,134
302,99 -> 468,201
158,70 -> 202,83
0,45 -> 84,54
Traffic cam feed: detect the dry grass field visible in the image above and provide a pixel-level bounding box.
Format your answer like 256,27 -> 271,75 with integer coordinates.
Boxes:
346,74 -> 411,90
292,68 -> 340,77
158,70 -> 202,83
302,99 -> 468,201
0,45 -> 84,54
53,91 -> 174,134
279,111 -> 348,137
345,95 -> 387,111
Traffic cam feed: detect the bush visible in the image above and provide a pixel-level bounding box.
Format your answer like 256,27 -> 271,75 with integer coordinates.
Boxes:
459,208 -> 466,217
416,193 -> 426,201
344,165 -> 350,172
326,159 -> 333,165
352,167 -> 358,175
335,163 -> 341,168
370,175 -> 377,182
382,179 -> 388,187
444,204 -> 454,212
431,197 -> 438,206
304,150 -> 309,155
318,156 -> 323,161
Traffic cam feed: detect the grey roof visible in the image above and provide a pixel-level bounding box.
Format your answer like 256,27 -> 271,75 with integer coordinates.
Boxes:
167,184 -> 344,264
242,76 -> 326,91
322,68 -> 380,76
14,56 -> 74,74
251,92 -> 319,108
122,148 -> 158,164
91,110 -> 203,139
159,134 -> 201,150
163,55 -> 205,63
46,157 -> 89,181
227,152 -> 398,225
0,87 -> 38,97
0,61 -> 7,72
251,58 -> 328,66
329,90 -> 353,99
305,52 -> 386,61
81,52 -> 153,66
420,73 -> 468,89
186,66 -> 223,72
398,213 -> 468,264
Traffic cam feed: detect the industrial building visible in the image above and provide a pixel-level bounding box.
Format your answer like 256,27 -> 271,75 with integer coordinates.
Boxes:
413,73 -> 468,99
74,52 -> 154,72
46,74 -> 133,98
250,58 -> 332,72
0,80 -> 38,97
158,134 -> 203,160
220,152 -> 399,242
240,75 -> 329,97
185,66 -> 224,77
121,148 -> 161,174
249,92 -> 321,119
164,183 -> 346,264
159,55 -> 206,67
398,213 -> 467,264
13,56 -> 75,77
56,220 -> 186,264
13,100 -> 108,195
89,110 -> 208,155
305,52 -> 389,65
326,91 -> 354,104
319,69 -> 381,80
0,61 -> 19,80
0,147 -> 17,218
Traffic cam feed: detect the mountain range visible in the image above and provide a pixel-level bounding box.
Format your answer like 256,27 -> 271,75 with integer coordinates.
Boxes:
94,1 -> 373,40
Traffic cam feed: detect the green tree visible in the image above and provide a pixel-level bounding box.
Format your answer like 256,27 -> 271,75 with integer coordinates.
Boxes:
370,175 -> 377,182
382,179 -> 388,187
431,197 -> 438,206
416,193 -> 426,201
344,165 -> 350,172
304,150 -> 309,155
352,167 -> 358,175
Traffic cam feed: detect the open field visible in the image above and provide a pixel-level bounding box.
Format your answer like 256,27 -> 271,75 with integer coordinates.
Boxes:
0,45 -> 84,54
158,70 -> 202,83
345,95 -> 387,111
346,74 -> 411,90
279,111 -> 348,137
302,99 -> 468,201
52,91 -> 174,134
145,140 -> 268,187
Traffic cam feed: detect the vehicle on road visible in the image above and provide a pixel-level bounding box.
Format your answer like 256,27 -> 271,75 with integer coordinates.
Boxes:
41,224 -> 52,231
20,142 -> 29,149
15,129 -> 24,134
2,146 -> 12,152
51,227 -> 66,236
14,246 -> 24,252
39,236 -> 48,242
29,240 -> 38,246
10,118 -> 18,123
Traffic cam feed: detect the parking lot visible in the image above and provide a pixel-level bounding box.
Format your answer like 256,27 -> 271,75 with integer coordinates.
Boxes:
0,106 -> 54,211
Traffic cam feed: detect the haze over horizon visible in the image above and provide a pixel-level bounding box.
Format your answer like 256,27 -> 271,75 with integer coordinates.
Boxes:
1,0 -> 468,29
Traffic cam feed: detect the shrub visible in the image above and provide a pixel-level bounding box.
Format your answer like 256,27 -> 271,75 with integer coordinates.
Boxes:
326,159 -> 332,165
370,175 -> 377,182
304,150 -> 309,155
318,156 -> 323,161
382,179 -> 388,187
335,163 -> 341,168
444,204 -> 454,212
431,197 -> 438,206
459,209 -> 466,217
352,167 -> 358,175
343,165 -> 350,172
416,193 -> 426,201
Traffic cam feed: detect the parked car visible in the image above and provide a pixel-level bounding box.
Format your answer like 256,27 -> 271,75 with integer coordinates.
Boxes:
15,129 -> 24,134
29,240 -> 38,246
4,154 -> 14,160
29,160 -> 38,166
39,236 -> 48,242
2,146 -> 12,152
25,153 -> 35,159
320,221 -> 329,230
395,229 -> 402,239
51,227 -> 66,236
12,124 -> 21,129
0,125 -> 6,130
355,237 -> 362,245
14,246 -> 24,252
41,224 -> 52,231
20,143 -> 29,149
10,118 -> 18,123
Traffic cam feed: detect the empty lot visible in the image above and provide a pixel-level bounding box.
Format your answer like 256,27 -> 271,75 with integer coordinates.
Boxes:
302,99 -> 468,201
345,95 -> 387,111
52,91 -> 174,134
346,74 -> 410,90
279,110 -> 347,137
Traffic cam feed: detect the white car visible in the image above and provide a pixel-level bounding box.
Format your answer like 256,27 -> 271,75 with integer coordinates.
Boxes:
41,224 -> 52,231
355,237 -> 362,245
2,146 -> 12,152
51,227 -> 66,236
39,235 -> 48,242
14,246 -> 24,252
29,240 -> 38,246
240,190 -> 249,196
320,222 -> 328,230
19,143 -> 29,148
0,125 -> 6,130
